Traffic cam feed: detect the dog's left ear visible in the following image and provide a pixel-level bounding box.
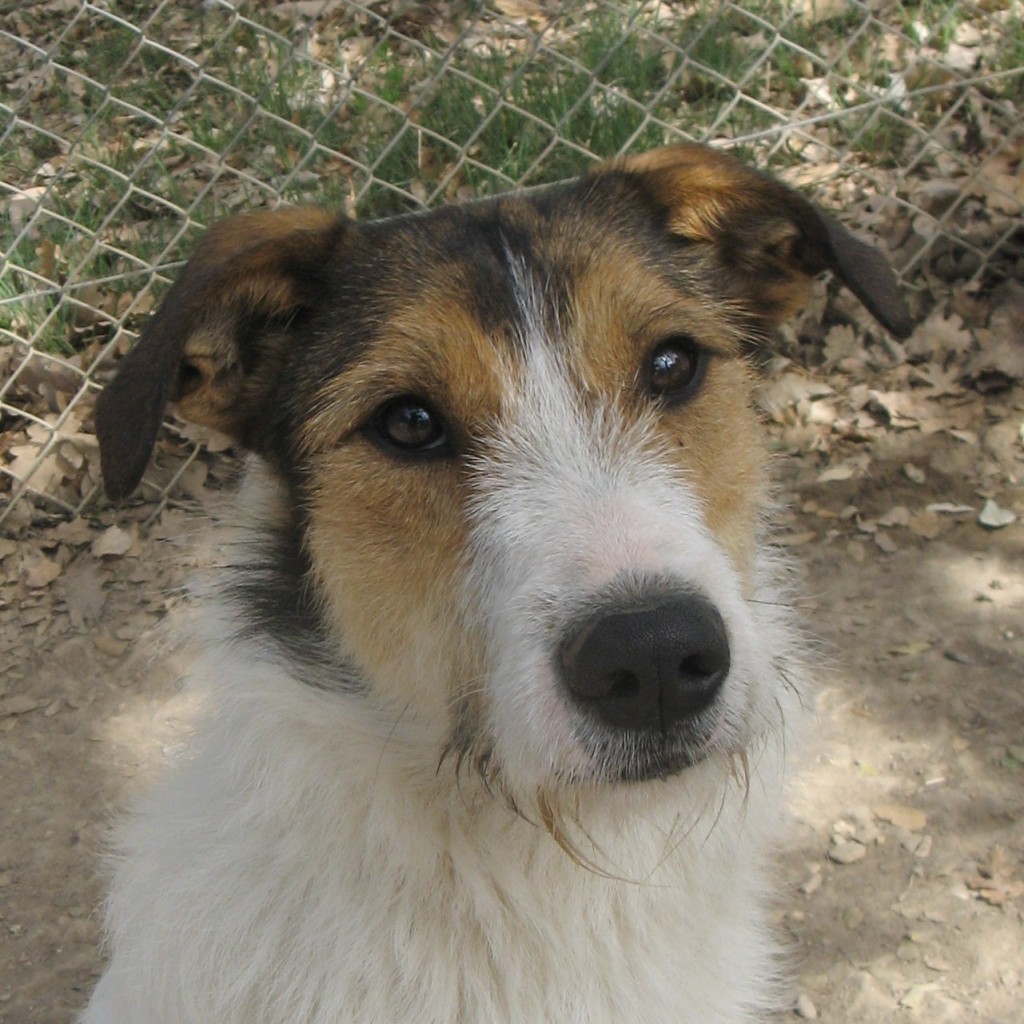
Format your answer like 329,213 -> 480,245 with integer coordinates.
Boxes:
95,207 -> 345,500
612,145 -> 912,339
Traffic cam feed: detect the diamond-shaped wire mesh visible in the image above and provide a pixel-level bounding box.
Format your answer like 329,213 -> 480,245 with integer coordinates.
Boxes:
2,0 -> 1022,532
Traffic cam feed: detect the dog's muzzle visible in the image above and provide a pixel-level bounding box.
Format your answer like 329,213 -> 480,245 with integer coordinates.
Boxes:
559,591 -> 730,778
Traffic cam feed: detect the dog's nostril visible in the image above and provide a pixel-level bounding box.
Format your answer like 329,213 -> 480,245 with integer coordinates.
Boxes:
680,652 -> 719,680
560,592 -> 730,734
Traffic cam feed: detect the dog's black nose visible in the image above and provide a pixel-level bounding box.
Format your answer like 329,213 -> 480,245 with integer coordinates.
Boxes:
560,593 -> 730,733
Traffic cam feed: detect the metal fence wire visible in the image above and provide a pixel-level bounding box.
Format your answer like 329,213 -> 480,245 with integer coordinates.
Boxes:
1,0 -> 1022,532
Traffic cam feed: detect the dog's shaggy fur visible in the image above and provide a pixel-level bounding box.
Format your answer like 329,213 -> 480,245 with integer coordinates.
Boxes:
86,144 -> 909,1024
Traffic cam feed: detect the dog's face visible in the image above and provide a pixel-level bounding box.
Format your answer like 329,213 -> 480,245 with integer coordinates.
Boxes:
97,145 -> 909,797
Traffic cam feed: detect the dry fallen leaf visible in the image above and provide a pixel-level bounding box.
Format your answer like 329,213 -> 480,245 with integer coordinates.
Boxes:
92,524 -> 137,558
20,548 -> 63,589
878,505 -> 911,527
968,334 -> 1024,385
828,839 -> 866,865
867,390 -> 923,428
823,323 -> 861,365
0,694 -> 41,718
873,802 -> 928,831
890,640 -> 932,656
53,519 -> 96,546
911,362 -> 964,399
905,309 -> 974,361
899,983 -> 940,1010
93,633 -> 130,657
966,845 -> 1024,905
494,0 -> 551,24
873,531 -> 897,554
973,148 -> 1024,215
7,442 -> 65,495
908,510 -> 943,539
759,373 -> 834,420
817,464 -> 856,483
947,428 -> 979,445
774,531 -> 817,547
62,558 -> 108,628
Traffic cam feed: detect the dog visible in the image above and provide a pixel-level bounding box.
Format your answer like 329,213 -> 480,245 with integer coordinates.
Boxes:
86,143 -> 910,1024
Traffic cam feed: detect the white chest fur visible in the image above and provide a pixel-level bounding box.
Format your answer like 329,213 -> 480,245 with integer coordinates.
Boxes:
84,643 -> 789,1024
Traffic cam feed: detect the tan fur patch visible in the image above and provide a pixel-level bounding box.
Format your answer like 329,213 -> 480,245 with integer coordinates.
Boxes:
613,145 -> 757,243
301,274 -> 516,720
611,145 -> 820,326
661,359 -> 764,584
305,445 -> 477,719
298,294 -> 515,458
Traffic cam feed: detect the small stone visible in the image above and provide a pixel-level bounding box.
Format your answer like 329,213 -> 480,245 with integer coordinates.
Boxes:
943,648 -> 974,665
93,633 -> 129,657
828,839 -> 867,864
896,939 -> 919,962
874,531 -> 897,554
899,983 -> 939,1009
833,818 -> 858,839
800,870 -> 823,896
843,906 -> 864,929
978,499 -> 1016,529
850,970 -> 896,1015
794,992 -> 818,1019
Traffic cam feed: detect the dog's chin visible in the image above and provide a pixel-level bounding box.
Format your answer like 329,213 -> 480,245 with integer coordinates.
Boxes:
577,717 -> 728,785
608,748 -> 703,783
592,739 -> 712,785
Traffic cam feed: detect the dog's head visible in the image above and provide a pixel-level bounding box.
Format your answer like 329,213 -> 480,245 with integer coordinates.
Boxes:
97,144 -> 909,799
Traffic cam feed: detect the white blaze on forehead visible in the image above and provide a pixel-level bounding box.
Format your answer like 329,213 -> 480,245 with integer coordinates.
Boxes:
474,248 -> 721,596
459,250 -> 760,787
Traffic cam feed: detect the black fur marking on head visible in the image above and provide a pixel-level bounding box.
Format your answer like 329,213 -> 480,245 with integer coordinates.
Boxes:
226,507 -> 363,692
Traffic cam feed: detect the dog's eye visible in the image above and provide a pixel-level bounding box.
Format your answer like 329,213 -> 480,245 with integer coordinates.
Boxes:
372,396 -> 448,454
646,336 -> 707,404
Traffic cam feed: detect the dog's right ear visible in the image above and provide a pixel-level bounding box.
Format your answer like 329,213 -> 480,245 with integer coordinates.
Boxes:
95,207 -> 345,501
610,145 -> 912,340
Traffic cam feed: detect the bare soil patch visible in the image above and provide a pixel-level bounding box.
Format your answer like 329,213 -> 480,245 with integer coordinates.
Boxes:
1,386 -> 1021,1023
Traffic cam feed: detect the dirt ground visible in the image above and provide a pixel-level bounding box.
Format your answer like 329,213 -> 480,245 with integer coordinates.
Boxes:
1,384 -> 1022,1023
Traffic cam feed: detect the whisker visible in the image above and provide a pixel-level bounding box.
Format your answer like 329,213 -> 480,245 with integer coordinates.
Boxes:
535,791 -> 630,882
373,699 -> 413,789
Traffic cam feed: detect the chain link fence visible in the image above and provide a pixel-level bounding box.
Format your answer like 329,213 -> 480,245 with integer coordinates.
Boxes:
2,0 -> 1022,533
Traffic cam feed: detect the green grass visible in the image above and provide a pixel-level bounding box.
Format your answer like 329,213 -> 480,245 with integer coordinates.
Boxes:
1,0 -> 1014,355
2,2 -> 693,355
996,14 -> 1024,104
